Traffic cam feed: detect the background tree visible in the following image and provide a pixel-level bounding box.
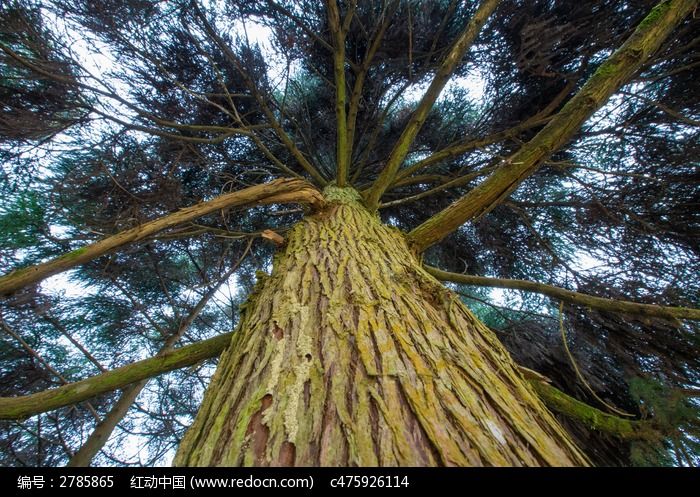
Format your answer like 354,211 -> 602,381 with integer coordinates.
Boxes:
0,0 -> 698,466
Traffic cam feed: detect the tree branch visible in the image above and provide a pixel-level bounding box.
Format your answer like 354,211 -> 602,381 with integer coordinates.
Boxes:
364,0 -> 502,209
0,332 -> 234,420
0,43 -> 254,142
408,0 -> 698,252
380,166 -> 496,208
0,179 -> 324,296
326,0 -> 349,185
425,265 -> 700,321
0,323 -> 660,443
345,1 -> 399,179
620,90 -> 700,126
43,316 -> 106,373
66,242 -> 250,467
526,377 -> 652,440
0,319 -> 101,422
191,1 -> 327,185
265,0 -> 334,53
393,116 -> 550,184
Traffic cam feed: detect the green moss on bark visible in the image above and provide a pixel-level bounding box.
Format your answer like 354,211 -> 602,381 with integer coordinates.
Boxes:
174,193 -> 589,467
638,1 -> 671,29
529,381 -> 651,439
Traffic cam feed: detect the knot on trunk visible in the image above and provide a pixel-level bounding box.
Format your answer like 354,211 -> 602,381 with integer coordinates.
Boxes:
323,185 -> 363,204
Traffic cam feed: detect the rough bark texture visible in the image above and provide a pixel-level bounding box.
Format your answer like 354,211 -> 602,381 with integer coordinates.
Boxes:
174,187 -> 589,466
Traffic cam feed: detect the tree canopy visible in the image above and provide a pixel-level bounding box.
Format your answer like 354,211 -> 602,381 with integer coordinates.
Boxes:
0,0 -> 698,466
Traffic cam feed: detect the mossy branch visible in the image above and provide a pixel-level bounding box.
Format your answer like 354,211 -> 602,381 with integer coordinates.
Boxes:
0,179 -> 324,297
408,0 -> 698,252
66,251 -> 249,467
425,265 -> 700,321
526,378 -> 653,440
0,332 -> 234,420
327,0 -> 349,186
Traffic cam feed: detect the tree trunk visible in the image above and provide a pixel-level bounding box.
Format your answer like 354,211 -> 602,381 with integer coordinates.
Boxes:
174,187 -> 589,466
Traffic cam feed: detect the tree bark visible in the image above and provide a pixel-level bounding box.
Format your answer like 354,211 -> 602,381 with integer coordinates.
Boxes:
174,187 -> 588,466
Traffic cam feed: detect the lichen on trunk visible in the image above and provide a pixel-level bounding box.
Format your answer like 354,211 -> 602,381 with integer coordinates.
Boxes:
174,187 -> 589,466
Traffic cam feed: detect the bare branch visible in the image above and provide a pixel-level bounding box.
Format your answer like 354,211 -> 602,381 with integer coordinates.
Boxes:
425,265 -> 700,321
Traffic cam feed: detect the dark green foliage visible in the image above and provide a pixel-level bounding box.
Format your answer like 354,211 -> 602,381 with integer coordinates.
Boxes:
0,192 -> 46,250
628,377 -> 699,466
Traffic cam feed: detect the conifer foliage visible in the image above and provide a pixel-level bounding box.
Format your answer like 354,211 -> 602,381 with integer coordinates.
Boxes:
0,0 -> 698,466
